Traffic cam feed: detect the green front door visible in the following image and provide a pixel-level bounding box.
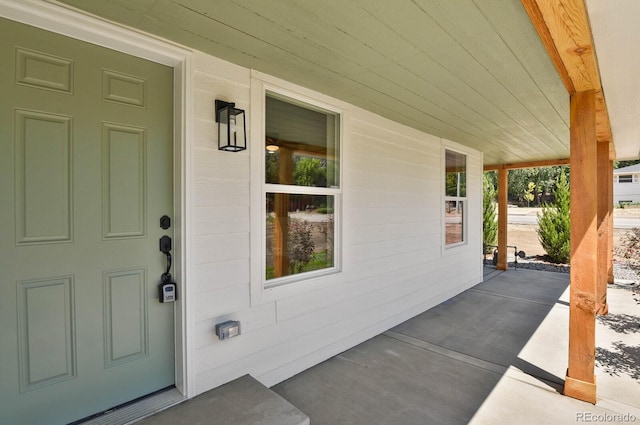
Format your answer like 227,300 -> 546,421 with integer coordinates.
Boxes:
0,18 -> 175,425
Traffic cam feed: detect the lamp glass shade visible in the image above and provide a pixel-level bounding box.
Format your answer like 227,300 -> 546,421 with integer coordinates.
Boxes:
217,102 -> 246,152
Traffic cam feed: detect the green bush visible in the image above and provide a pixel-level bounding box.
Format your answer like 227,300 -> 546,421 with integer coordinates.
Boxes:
537,171 -> 570,263
483,174 -> 498,254
288,219 -> 315,274
315,207 -> 334,214
615,227 -> 640,271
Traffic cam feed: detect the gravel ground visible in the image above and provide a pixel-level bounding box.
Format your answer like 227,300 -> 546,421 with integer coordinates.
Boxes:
485,257 -> 640,283
506,260 -> 640,283
486,214 -> 640,283
613,262 -> 640,283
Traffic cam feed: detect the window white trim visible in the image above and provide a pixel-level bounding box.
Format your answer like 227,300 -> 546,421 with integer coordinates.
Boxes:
250,74 -> 345,305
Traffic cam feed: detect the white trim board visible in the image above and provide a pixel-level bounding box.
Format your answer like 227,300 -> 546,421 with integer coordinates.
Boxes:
1,0 -> 190,65
0,0 -> 195,399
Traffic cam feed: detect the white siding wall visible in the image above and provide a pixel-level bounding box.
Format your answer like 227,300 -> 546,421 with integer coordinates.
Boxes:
188,51 -> 483,395
613,174 -> 640,205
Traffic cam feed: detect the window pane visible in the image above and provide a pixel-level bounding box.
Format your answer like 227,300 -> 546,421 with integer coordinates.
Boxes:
619,174 -> 633,183
266,193 -> 335,280
265,95 -> 339,188
445,200 -> 464,245
445,150 -> 466,197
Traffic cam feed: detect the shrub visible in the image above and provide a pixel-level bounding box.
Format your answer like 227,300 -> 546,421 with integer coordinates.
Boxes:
315,207 -> 334,214
483,174 -> 498,253
537,171 -> 570,263
288,219 -> 315,273
615,227 -> 640,271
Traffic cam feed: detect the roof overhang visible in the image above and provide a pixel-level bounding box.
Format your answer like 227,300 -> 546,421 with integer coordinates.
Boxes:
521,0 -> 613,159
38,0 -> 638,164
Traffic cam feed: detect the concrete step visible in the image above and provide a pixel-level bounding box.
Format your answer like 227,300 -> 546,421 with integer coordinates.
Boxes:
137,375 -> 309,425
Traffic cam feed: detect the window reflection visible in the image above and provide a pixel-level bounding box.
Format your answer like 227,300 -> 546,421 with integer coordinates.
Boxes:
266,194 -> 334,280
445,150 -> 466,246
265,96 -> 339,187
445,200 -> 464,245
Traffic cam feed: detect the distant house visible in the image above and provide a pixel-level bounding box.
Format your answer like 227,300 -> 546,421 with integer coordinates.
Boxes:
614,163 -> 640,205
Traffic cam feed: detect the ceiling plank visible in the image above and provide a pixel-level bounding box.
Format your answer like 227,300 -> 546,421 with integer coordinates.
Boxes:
54,0 -> 574,164
521,0 -> 613,146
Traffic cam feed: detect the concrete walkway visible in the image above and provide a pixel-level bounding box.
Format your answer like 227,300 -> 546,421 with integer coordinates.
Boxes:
273,269 -> 640,425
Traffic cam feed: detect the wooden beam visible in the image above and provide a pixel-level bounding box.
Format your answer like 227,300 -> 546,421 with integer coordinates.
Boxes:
522,0 -> 600,92
595,90 -> 613,146
523,0 -> 617,405
521,0 -> 613,145
607,160 -> 614,284
484,158 -> 570,171
520,0 -> 575,93
565,90 -> 597,404
496,168 -> 508,270
273,148 -> 294,277
267,138 -> 336,158
596,141 -> 610,315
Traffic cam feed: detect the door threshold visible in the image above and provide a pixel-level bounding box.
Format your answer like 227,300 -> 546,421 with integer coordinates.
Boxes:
76,387 -> 186,425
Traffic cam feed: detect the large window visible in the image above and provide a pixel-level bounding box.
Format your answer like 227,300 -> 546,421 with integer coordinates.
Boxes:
444,149 -> 466,246
264,93 -> 340,286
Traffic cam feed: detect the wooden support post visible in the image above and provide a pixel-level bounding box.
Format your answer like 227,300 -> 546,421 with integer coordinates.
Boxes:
274,148 -> 293,277
496,167 -> 508,270
596,141 -> 610,315
607,160 -> 614,284
564,90 -> 598,404
274,193 -> 289,277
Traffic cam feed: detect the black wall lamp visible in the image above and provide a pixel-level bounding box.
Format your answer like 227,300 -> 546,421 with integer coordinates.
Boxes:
215,99 -> 246,152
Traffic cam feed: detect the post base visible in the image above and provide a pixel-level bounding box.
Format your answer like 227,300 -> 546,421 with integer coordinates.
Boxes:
564,375 -> 596,404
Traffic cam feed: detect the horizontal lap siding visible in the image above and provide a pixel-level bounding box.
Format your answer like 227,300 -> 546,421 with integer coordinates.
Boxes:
189,51 -> 483,394
613,178 -> 640,204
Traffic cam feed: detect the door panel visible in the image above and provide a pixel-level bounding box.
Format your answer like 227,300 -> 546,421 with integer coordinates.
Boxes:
103,268 -> 147,367
17,276 -> 76,392
0,17 -> 175,425
15,109 -> 73,244
102,123 -> 147,238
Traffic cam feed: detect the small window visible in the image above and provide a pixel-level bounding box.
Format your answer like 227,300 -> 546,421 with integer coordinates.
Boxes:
618,174 -> 634,183
445,150 -> 466,246
264,93 -> 340,286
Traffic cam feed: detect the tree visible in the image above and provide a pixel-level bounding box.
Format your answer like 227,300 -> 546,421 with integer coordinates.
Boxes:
537,171 -> 570,263
614,159 -> 640,169
293,156 -> 326,187
265,153 -> 328,187
265,150 -> 280,183
508,166 -> 569,206
523,182 -> 536,206
483,173 -> 498,254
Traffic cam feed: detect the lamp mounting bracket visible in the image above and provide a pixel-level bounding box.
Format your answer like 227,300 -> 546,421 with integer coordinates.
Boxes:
215,100 -> 235,122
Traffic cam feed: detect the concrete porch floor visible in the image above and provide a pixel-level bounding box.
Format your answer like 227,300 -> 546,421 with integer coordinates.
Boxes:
272,268 -> 640,424
141,268 -> 640,425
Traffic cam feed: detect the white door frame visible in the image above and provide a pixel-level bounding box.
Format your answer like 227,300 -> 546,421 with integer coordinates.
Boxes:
0,0 -> 194,398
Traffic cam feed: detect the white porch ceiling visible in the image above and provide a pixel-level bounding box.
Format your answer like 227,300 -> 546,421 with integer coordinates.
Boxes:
586,0 -> 640,161
52,0 -> 637,164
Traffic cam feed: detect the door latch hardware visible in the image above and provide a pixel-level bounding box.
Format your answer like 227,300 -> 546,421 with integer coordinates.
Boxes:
159,235 -> 177,302
160,215 -> 171,230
